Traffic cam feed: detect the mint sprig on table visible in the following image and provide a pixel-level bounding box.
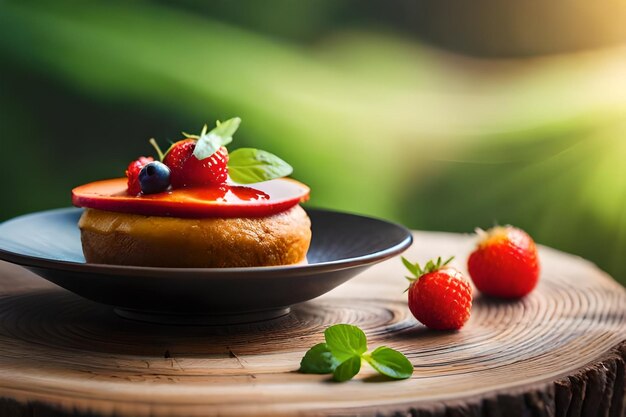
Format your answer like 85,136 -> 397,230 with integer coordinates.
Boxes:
153,117 -> 293,184
299,324 -> 413,382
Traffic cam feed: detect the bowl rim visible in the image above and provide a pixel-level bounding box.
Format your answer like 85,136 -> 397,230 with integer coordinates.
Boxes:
0,207 -> 413,280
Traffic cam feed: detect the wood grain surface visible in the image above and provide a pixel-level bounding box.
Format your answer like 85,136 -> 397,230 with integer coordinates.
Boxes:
0,231 -> 624,417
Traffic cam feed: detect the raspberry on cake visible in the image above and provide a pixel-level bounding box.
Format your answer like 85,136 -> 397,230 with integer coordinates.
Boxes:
72,118 -> 311,268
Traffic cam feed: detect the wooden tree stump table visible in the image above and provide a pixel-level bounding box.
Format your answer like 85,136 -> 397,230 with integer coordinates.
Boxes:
0,231 -> 624,416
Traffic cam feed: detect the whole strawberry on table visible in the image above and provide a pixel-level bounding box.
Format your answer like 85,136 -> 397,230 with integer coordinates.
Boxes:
468,226 -> 540,299
402,256 -> 473,330
401,225 -> 540,331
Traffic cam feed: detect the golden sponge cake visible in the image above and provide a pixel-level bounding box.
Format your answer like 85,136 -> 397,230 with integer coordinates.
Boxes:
78,205 -> 311,268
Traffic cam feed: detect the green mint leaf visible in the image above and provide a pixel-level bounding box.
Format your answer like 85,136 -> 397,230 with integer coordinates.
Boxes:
299,325 -> 413,382
192,117 -> 241,160
299,343 -> 339,374
363,346 -> 413,380
210,117 -> 240,140
332,355 -> 361,382
228,148 -> 293,184
324,324 -> 367,362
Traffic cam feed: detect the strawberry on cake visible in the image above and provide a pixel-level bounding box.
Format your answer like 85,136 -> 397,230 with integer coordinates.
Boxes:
72,118 -> 311,268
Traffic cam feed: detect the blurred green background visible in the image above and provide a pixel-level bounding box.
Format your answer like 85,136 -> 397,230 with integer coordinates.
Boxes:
1,0 -> 625,285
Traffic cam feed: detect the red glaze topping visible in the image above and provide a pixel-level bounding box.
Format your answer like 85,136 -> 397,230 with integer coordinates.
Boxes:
72,178 -> 309,218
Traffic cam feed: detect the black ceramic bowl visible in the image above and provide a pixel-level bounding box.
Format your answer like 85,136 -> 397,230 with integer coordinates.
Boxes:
0,208 -> 412,324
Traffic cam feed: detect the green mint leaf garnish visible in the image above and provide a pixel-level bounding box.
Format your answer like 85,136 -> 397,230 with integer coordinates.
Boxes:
362,346 -> 413,380
324,324 -> 367,362
298,324 -> 413,382
299,343 -> 339,374
228,148 -> 293,184
332,355 -> 361,382
193,117 -> 241,160
148,118 -> 294,185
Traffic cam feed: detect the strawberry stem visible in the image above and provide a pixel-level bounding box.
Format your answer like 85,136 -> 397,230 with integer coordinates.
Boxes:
401,256 -> 455,282
149,138 -> 165,161
181,131 -> 199,139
